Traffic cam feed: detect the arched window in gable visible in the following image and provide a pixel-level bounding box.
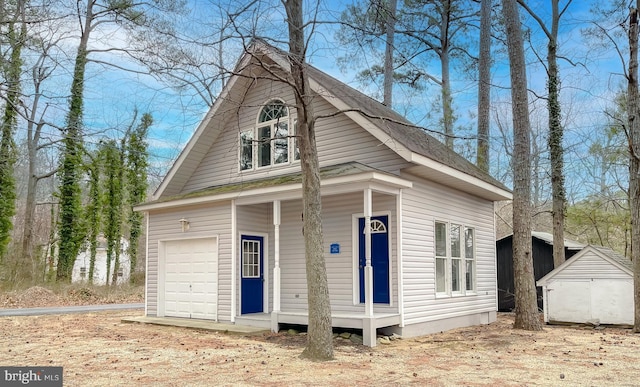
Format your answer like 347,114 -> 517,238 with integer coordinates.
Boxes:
240,99 -> 299,171
257,100 -> 288,167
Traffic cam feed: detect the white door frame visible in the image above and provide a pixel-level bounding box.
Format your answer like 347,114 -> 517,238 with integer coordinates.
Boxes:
351,211 -> 393,306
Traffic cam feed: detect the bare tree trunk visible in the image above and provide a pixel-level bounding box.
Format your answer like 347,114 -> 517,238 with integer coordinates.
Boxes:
441,1 -> 454,149
22,139 -> 38,264
517,0 -> 568,268
383,0 -> 397,107
476,0 -> 491,171
501,0 -> 542,331
628,3 -> 640,333
283,0 -> 334,360
22,72 -> 51,267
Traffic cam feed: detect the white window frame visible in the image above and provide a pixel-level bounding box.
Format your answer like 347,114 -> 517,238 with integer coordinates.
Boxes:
241,239 -> 261,279
464,227 -> 476,293
239,99 -> 299,172
435,221 -> 476,297
239,129 -> 254,171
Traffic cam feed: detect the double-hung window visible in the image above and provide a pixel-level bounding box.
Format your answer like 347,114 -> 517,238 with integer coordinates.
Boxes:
435,221 -> 476,296
240,100 -> 299,171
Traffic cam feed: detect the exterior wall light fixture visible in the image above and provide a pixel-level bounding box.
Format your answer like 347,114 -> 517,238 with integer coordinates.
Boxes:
179,218 -> 190,232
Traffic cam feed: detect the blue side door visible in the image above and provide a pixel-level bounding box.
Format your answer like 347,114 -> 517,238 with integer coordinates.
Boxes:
359,215 -> 390,304
241,235 -> 264,314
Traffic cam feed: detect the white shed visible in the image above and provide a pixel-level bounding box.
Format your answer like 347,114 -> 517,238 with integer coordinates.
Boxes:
537,245 -> 633,326
72,237 -> 130,286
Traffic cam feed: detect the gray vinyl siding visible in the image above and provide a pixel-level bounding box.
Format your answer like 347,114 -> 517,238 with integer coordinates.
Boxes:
275,192 -> 398,313
179,73 -> 409,194
278,199 -> 306,311
313,100 -> 407,173
551,253 -> 630,280
146,202 -> 232,320
401,175 -> 497,325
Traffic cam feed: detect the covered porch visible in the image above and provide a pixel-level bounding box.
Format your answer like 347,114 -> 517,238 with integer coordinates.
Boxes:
230,163 -> 412,346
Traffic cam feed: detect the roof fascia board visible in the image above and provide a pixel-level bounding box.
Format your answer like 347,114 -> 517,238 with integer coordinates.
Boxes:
536,247 -> 587,285
253,41 -> 291,71
409,153 -> 512,200
236,181 -> 404,206
325,171 -> 412,189
308,76 -> 510,201
136,171 -> 412,212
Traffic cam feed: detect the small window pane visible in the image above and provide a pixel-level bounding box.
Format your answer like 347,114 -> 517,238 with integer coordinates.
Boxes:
435,222 -> 447,256
294,121 -> 300,160
240,130 -> 253,170
274,122 -> 288,164
436,257 -> 446,293
465,260 -> 474,291
242,240 -> 260,278
259,101 -> 288,122
451,258 -> 460,292
369,219 -> 387,233
465,228 -> 474,259
258,126 -> 271,167
450,224 -> 461,258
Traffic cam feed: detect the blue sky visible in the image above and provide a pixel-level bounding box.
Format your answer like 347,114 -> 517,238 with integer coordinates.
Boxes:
20,0 -> 629,196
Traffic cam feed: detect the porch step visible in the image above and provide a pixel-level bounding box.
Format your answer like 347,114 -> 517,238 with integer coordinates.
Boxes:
235,313 -> 272,329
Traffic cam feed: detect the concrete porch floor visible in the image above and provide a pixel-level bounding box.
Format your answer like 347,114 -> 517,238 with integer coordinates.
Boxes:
121,316 -> 270,336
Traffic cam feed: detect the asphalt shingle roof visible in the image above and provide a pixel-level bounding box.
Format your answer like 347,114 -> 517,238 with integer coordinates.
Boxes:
306,65 -> 508,191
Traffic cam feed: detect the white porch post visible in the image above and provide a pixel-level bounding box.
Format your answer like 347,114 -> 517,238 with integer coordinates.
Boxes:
396,190 -> 405,327
271,200 -> 281,332
363,189 -> 376,347
231,200 -> 237,323
364,189 -> 373,317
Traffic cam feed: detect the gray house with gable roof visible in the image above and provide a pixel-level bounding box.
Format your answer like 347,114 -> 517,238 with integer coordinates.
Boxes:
135,41 -> 512,346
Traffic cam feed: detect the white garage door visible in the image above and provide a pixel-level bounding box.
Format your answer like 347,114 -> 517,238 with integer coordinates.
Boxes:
164,238 -> 218,320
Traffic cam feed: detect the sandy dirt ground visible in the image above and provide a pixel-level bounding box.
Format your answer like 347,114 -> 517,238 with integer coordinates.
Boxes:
1,285 -> 144,308
2,307 -> 640,386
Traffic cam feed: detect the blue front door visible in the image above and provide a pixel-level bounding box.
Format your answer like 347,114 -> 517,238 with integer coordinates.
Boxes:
359,215 -> 390,304
241,235 -> 264,314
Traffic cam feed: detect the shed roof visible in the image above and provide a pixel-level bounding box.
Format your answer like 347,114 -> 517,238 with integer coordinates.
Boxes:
497,231 -> 585,250
530,231 -> 585,250
537,245 -> 632,286
589,245 -> 633,272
